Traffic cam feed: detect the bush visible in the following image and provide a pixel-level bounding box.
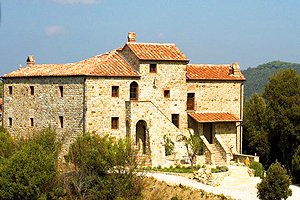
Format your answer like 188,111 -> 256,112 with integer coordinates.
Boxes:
163,135 -> 174,156
65,133 -> 142,200
0,131 -> 15,159
0,129 -> 63,200
211,166 -> 229,173
292,146 -> 300,183
250,161 -> 264,178
257,161 -> 292,200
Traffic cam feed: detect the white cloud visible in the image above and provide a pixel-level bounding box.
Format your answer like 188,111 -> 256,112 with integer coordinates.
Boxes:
53,0 -> 101,4
44,25 -> 66,36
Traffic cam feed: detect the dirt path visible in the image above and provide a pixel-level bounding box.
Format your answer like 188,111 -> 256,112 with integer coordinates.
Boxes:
145,165 -> 300,200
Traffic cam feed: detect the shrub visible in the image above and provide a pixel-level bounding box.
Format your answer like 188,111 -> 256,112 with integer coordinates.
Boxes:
163,135 -> 174,156
257,161 -> 292,200
211,166 -> 229,173
292,146 -> 300,183
0,129 -> 63,200
250,161 -> 264,178
0,131 -> 15,159
65,133 -> 142,200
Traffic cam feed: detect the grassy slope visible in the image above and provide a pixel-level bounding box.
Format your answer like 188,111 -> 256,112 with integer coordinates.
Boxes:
141,177 -> 232,200
242,61 -> 300,100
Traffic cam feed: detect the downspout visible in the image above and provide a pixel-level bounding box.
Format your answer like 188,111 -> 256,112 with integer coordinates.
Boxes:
83,77 -> 86,135
240,82 -> 244,154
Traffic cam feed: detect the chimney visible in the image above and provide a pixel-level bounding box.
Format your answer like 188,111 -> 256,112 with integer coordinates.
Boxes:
231,62 -> 240,76
128,32 -> 136,42
26,55 -> 35,67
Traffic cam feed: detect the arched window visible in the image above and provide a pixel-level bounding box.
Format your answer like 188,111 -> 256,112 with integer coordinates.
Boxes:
130,81 -> 138,100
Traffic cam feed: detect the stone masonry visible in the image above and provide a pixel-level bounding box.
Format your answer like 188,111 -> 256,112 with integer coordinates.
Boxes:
1,32 -> 245,167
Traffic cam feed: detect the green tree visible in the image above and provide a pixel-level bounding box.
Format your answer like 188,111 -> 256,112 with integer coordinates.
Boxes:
65,133 -> 142,200
243,94 -> 270,165
263,69 -> 300,170
257,161 -> 292,200
292,146 -> 300,183
178,131 -> 204,170
0,129 -> 63,200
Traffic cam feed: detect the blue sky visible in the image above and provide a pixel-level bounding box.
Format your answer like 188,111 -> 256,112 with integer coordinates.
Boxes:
1,0 -> 300,75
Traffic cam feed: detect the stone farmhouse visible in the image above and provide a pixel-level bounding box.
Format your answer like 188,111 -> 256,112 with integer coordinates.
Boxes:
1,32 -> 245,167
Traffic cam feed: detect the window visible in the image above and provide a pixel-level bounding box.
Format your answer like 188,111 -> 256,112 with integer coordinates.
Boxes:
164,90 -> 170,98
112,86 -> 119,97
59,86 -> 64,97
30,118 -> 34,127
172,114 -> 179,128
8,118 -> 12,127
8,86 -> 12,95
30,86 -> 34,95
111,117 -> 119,129
130,82 -> 138,100
187,93 -> 195,110
149,64 -> 157,73
59,116 -> 63,128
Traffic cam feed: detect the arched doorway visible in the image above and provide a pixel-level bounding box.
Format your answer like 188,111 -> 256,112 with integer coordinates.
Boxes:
130,81 -> 138,100
136,120 -> 149,154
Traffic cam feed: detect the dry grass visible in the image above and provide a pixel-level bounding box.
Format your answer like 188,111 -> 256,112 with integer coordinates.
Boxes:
141,177 -> 232,200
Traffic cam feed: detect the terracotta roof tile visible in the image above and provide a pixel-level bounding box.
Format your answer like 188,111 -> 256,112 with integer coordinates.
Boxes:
125,43 -> 189,61
188,112 -> 240,123
3,50 -> 140,78
186,64 -> 245,81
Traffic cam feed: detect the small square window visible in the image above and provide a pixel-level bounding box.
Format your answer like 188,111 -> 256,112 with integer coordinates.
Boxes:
111,117 -> 119,129
30,118 -> 34,127
59,116 -> 64,128
59,86 -> 64,97
8,86 -> 13,95
164,90 -> 170,98
172,114 -> 179,128
30,86 -> 34,96
149,64 -> 157,73
112,86 -> 119,97
8,118 -> 12,127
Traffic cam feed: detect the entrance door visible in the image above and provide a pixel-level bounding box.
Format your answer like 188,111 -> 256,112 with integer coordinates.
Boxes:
136,120 -> 148,154
187,93 -> 195,110
203,123 -> 213,144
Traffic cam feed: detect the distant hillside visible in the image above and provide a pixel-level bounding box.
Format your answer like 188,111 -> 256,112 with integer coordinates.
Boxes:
242,61 -> 300,100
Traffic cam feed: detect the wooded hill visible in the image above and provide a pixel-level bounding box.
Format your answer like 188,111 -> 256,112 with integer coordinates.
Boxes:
242,61 -> 300,100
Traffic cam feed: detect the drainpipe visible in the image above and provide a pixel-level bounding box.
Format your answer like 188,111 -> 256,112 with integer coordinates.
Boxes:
240,82 -> 244,154
83,77 -> 86,135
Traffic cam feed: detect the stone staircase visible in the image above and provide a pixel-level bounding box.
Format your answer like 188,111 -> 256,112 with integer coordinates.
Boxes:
209,143 -> 226,165
136,153 -> 152,167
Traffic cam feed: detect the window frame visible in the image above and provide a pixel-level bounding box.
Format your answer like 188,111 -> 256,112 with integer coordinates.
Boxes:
164,90 -> 170,98
187,93 -> 195,110
130,82 -> 138,100
59,86 -> 64,97
30,118 -> 34,127
149,64 -> 157,73
111,117 -> 119,129
171,114 -> 179,128
112,86 -> 119,97
59,116 -> 64,128
30,86 -> 34,96
8,117 -> 12,127
8,86 -> 13,95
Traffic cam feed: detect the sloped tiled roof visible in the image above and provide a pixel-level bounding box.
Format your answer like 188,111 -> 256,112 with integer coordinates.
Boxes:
2,50 -> 139,78
188,112 -> 240,123
124,43 -> 189,61
186,64 -> 245,81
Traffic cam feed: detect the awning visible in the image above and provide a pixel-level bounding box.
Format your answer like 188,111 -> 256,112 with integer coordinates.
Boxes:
188,112 -> 241,123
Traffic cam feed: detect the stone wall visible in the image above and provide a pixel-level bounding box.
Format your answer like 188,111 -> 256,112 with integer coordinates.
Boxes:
2,77 -> 85,143
187,81 -> 243,118
84,77 -> 139,139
